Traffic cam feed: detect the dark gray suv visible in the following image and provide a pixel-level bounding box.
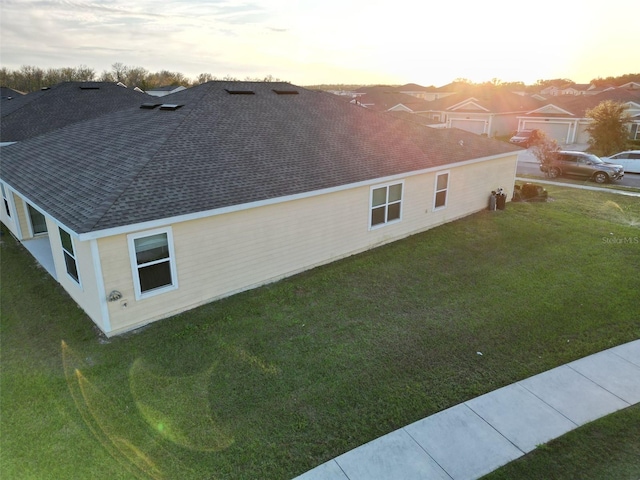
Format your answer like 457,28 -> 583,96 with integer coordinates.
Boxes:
539,151 -> 624,184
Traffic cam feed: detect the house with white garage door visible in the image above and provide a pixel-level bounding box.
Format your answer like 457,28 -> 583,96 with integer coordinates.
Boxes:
0,81 -> 521,337
515,88 -> 640,145
423,89 -> 544,138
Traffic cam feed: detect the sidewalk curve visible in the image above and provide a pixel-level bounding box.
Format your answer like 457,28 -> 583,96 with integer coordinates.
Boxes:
293,340 -> 640,480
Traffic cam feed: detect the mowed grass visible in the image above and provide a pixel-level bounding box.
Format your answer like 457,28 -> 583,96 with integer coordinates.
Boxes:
1,185 -> 639,480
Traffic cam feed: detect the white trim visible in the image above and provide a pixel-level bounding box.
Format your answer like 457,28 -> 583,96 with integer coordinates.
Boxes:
448,101 -> 490,112
1,181 -> 18,229
127,227 -> 178,301
0,187 -> 76,239
369,180 -> 404,230
6,185 -> 22,238
1,151 -> 516,242
58,226 -> 82,287
526,104 -> 574,116
387,103 -> 413,112
23,202 -> 48,237
91,239 -> 111,333
447,97 -> 488,112
433,171 -> 450,211
75,151 -> 516,240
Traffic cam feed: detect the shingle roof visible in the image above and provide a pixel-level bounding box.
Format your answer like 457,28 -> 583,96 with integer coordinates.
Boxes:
0,82 -> 152,141
426,89 -> 545,113
352,90 -> 434,112
0,86 -> 25,99
0,81 -> 521,235
526,88 -> 640,117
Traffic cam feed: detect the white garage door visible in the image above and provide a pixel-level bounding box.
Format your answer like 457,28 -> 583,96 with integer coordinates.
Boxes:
524,122 -> 571,144
450,119 -> 486,135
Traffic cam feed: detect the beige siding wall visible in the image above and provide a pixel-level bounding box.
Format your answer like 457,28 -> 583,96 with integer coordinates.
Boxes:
100,154 -> 518,335
49,220 -> 105,330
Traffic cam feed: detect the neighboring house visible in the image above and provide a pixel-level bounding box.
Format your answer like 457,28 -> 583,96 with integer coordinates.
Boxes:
515,88 -> 640,144
354,83 -> 461,105
1,86 -> 25,100
0,81 -> 521,337
397,83 -> 457,102
619,81 -> 640,90
351,86 -> 434,112
384,110 -> 446,128
422,89 -> 545,137
539,83 -> 600,96
145,85 -> 188,97
0,81 -> 152,142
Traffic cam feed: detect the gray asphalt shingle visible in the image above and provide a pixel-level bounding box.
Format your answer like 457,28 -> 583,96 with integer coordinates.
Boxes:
0,81 -> 152,142
0,81 -> 521,235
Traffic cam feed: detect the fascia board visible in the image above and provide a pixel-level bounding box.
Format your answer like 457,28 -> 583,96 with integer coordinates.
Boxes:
77,152 -> 518,241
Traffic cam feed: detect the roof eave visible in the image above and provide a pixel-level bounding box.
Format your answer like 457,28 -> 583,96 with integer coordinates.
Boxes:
77,151 -> 518,241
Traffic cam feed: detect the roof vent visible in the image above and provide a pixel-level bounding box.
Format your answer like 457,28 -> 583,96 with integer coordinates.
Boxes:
140,102 -> 162,109
159,104 -> 184,111
116,82 -> 127,88
225,89 -> 255,95
41,87 -> 50,91
273,89 -> 299,95
80,85 -> 100,90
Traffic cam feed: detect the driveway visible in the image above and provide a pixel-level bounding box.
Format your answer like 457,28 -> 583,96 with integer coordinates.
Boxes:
516,148 -> 640,189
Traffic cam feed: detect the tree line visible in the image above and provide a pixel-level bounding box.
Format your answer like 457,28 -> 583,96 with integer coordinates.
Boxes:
2,63 -> 639,95
0,63 -> 286,94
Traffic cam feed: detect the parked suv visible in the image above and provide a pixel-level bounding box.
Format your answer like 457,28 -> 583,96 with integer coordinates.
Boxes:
539,151 -> 624,184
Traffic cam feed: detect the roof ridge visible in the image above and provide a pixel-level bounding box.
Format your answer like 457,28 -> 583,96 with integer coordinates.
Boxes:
86,87 -> 210,232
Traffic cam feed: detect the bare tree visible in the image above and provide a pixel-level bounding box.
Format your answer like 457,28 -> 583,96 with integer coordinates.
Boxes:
196,73 -> 217,84
98,70 -> 115,82
530,130 -> 560,168
111,62 -> 128,83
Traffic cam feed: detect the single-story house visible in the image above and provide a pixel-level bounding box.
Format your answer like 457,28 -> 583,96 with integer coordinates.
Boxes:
1,81 -> 151,142
145,85 -> 188,97
421,89 -> 545,137
515,88 -> 640,144
538,83 -> 609,96
396,83 -> 458,102
349,87 -> 435,112
0,86 -> 25,101
0,81 -> 521,336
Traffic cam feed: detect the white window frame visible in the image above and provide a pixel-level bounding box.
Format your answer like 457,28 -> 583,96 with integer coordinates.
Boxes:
433,171 -> 450,210
369,181 -> 404,230
128,227 -> 178,301
1,182 -> 13,219
25,203 -> 48,236
59,227 -> 81,285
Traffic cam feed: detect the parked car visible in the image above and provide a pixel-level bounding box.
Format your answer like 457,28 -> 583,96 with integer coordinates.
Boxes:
512,182 -> 548,202
509,129 -> 540,148
601,150 -> 640,174
539,151 -> 624,184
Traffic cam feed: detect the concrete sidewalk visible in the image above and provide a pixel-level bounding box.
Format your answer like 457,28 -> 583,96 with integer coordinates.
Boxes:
293,340 -> 640,480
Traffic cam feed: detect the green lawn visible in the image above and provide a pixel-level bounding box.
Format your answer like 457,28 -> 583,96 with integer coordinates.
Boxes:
481,404 -> 640,480
1,184 -> 639,480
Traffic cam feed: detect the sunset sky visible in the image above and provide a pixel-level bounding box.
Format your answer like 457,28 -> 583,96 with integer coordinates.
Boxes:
1,0 -> 637,87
